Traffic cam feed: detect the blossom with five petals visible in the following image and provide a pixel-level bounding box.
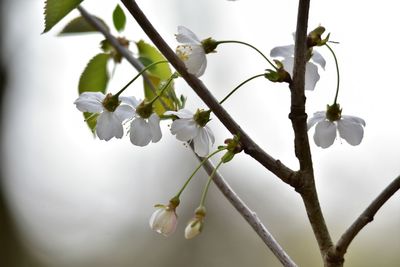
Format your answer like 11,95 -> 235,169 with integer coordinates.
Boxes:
307,110 -> 366,148
165,109 -> 215,157
74,92 -> 134,141
123,97 -> 162,147
176,26 -> 208,77
270,44 -> 326,91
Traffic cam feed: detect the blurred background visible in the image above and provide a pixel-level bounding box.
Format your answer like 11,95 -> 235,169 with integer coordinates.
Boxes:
1,0 -> 399,266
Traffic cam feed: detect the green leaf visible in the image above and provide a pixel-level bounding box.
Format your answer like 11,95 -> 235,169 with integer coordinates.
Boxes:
43,0 -> 84,33
78,53 -> 110,133
136,40 -> 178,115
112,4 -> 126,32
58,16 -> 109,35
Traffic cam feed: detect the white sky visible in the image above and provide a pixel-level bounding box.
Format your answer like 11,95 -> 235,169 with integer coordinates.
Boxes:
2,0 -> 400,266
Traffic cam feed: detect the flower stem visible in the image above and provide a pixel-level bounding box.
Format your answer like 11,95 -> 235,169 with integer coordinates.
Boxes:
219,73 -> 266,105
199,160 -> 224,207
175,148 -> 226,198
148,72 -> 178,105
216,40 -> 277,70
325,44 -> 340,104
115,60 -> 169,97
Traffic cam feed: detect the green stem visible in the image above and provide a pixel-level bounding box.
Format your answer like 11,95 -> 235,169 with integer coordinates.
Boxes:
325,44 -> 340,104
199,161 -> 224,207
149,72 -> 178,105
219,73 -> 265,105
115,60 -> 169,97
175,148 -> 226,198
216,40 -> 277,70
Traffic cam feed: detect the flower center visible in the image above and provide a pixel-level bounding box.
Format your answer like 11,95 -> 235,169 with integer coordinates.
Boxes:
102,93 -> 121,112
193,109 -> 211,127
176,45 -> 191,61
326,103 -> 342,122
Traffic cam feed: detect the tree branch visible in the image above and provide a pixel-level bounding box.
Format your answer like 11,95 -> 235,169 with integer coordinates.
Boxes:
328,175 -> 400,264
198,152 -> 297,267
290,0 -> 333,259
120,0 -> 295,186
78,5 -> 297,266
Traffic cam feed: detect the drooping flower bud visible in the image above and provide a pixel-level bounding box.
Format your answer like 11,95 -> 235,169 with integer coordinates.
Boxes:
184,206 -> 206,239
149,197 -> 180,237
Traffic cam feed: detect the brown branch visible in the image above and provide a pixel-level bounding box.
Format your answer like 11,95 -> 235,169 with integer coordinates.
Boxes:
78,5 -> 297,266
290,0 -> 333,259
120,0 -> 295,186
198,151 -> 298,267
327,175 -> 400,265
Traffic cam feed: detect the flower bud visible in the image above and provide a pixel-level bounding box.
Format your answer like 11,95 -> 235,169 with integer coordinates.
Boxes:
184,206 -> 206,239
149,201 -> 179,237
307,26 -> 330,47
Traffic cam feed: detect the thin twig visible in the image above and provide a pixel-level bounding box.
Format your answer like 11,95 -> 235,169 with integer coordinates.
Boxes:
290,0 -> 333,259
331,175 -> 400,262
77,5 -> 167,109
120,0 -> 295,186
78,4 -> 297,266
198,151 -> 298,267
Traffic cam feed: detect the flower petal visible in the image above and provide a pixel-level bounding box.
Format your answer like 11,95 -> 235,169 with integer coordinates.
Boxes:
337,119 -> 364,146
149,208 -> 177,237
270,44 -> 295,58
341,115 -> 366,127
177,45 -> 207,77
114,104 -> 135,122
204,125 -> 215,145
148,114 -> 162,143
193,128 -> 210,157
96,111 -> 124,141
165,109 -> 194,119
311,50 -> 326,69
307,111 -> 326,130
74,92 -> 105,113
170,119 -> 199,141
282,57 -> 294,76
119,96 -> 140,108
314,120 -> 337,148
305,62 -> 320,91
130,118 -> 152,146
176,26 -> 201,44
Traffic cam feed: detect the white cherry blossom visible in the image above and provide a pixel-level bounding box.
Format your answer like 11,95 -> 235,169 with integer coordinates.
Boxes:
307,111 -> 366,148
176,26 -> 207,77
123,97 -> 162,147
165,109 -> 215,157
270,44 -> 325,91
74,92 -> 134,141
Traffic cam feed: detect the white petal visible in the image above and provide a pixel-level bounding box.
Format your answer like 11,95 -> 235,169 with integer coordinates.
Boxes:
314,120 -> 337,148
311,50 -> 326,69
337,119 -> 364,146
305,62 -> 320,91
270,44 -> 295,58
204,125 -> 215,145
74,92 -> 105,113
96,111 -> 124,141
307,111 -> 326,130
114,105 -> 135,122
119,96 -> 140,108
170,119 -> 199,142
282,57 -> 294,76
165,109 -> 194,119
148,114 -> 162,143
177,45 -> 207,77
176,26 -> 201,44
193,128 -> 211,157
341,115 -> 366,127
130,118 -> 152,146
